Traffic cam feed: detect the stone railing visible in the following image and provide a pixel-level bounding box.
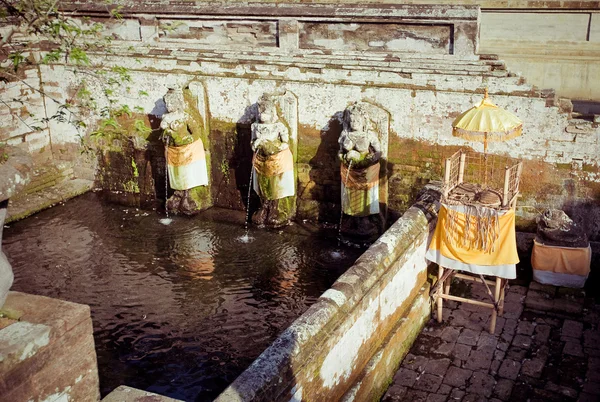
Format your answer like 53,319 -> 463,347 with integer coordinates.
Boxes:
215,184 -> 440,401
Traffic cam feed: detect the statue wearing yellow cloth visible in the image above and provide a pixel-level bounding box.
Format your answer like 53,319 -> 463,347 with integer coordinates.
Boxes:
338,103 -> 382,242
250,94 -> 296,228
161,88 -> 211,215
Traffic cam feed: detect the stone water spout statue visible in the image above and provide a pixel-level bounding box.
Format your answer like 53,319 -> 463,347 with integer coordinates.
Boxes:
161,87 -> 212,215
338,102 -> 383,242
0,146 -> 32,310
250,93 -> 297,227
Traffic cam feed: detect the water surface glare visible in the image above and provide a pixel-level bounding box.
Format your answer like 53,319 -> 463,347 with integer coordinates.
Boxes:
3,193 -> 362,401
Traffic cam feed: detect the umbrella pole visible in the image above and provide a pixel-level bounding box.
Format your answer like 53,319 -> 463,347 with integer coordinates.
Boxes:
484,133 -> 488,186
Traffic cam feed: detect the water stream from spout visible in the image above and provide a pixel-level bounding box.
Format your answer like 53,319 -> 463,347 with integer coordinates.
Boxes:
160,136 -> 173,225
238,152 -> 256,243
338,160 -> 352,244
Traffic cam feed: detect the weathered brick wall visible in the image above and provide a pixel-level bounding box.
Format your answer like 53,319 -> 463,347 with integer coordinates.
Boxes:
215,187 -> 438,402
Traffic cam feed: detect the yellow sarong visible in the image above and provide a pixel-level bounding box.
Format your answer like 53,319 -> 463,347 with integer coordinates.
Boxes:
166,139 -> 208,190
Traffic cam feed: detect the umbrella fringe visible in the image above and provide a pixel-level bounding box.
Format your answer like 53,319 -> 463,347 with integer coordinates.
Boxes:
452,125 -> 522,143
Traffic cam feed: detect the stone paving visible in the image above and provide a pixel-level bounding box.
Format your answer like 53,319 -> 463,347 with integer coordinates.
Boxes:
382,280 -> 600,402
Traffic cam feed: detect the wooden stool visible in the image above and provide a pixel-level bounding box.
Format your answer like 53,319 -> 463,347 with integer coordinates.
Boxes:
435,266 -> 506,334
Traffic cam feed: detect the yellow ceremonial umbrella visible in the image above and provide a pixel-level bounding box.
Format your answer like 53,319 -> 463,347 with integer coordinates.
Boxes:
452,88 -> 522,154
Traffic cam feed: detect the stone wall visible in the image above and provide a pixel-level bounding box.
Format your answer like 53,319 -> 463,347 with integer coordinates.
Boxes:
0,291 -> 100,402
215,186 -> 439,402
2,2 -> 600,239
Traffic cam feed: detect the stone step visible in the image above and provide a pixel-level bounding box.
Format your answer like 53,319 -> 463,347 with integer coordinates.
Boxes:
6,178 -> 93,223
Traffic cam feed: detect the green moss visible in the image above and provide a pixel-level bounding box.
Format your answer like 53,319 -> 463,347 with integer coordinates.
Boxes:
188,185 -> 212,211
131,158 -> 139,178
122,180 -> 140,193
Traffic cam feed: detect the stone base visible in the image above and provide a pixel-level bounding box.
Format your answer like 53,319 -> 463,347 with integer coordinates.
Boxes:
102,386 -> 183,402
0,291 -> 100,402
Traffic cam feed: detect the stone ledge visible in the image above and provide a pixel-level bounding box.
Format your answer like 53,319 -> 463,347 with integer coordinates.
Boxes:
6,178 -> 94,224
103,386 -> 184,402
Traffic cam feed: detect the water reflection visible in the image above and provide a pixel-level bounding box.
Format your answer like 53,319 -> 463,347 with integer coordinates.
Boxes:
3,193 -> 362,401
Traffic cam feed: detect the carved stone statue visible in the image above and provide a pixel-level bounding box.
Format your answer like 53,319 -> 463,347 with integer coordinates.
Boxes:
250,93 -> 296,228
338,102 -> 383,243
161,87 -> 211,215
0,201 -> 12,309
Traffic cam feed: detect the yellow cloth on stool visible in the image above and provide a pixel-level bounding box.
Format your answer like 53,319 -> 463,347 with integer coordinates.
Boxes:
425,204 -> 519,279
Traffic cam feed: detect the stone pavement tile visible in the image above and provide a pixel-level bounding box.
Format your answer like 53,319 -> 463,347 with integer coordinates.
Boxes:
583,381 -> 600,395
545,382 -> 578,399
413,373 -> 443,393
562,319 -> 584,339
412,335 -> 444,355
490,359 -> 501,375
452,343 -> 471,361
381,384 -> 407,401
564,341 -> 585,357
529,282 -> 556,295
493,378 -> 514,401
402,353 -> 429,371
532,387 -> 572,402
441,327 -> 461,343
588,358 -> 600,382
461,393 -> 488,402
502,318 -> 517,335
466,370 -> 495,397
533,324 -> 552,345
463,347 -> 493,371
434,341 -> 455,356
563,335 -> 582,344
448,388 -> 465,401
512,333 -> 533,348
535,316 -> 562,328
498,359 -> 521,380
502,301 -> 524,319
521,358 -> 545,378
443,366 -> 473,388
585,347 -> 600,357
491,316 -> 506,335
509,285 -> 528,296
510,381 -> 533,401
505,288 -> 526,303
496,340 -> 509,352
457,328 -> 479,346
425,393 -> 446,402
393,368 -> 418,387
423,323 -> 446,337
404,389 -> 429,402
424,358 -> 451,376
506,347 -> 527,361
517,320 -> 536,336
449,309 -> 471,327
494,349 -> 505,361
525,289 -> 555,311
477,332 -> 498,349
584,329 -> 600,350
578,393 -> 600,402
437,384 -> 451,395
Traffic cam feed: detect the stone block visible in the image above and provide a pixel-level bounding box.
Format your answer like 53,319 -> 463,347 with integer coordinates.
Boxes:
413,373 -> 443,392
493,378 -> 514,401
467,371 -> 495,397
498,359 -> 521,380
521,358 -> 545,378
564,341 -> 584,357
463,348 -> 493,371
457,328 -> 480,346
0,292 -> 99,402
443,366 -> 472,387
424,358 -> 451,376
562,320 -> 584,339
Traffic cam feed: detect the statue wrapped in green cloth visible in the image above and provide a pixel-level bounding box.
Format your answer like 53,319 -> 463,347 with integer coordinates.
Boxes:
161,87 -> 212,215
250,94 -> 296,228
338,102 -> 383,242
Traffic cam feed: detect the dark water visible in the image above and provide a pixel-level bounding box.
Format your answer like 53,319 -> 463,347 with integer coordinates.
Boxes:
3,193 -> 361,401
